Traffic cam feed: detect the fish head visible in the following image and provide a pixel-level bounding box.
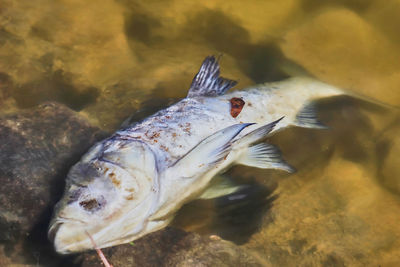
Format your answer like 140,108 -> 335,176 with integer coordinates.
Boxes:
49,140 -> 162,254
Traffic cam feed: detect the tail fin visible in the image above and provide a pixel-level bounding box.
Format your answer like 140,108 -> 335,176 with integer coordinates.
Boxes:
288,77 -> 399,129
291,76 -> 399,111
344,90 -> 400,111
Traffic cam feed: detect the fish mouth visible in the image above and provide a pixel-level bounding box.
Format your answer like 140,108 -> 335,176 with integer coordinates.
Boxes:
49,178 -> 160,253
48,210 -> 154,253
48,220 -> 63,244
48,216 -> 87,242
49,223 -> 141,254
48,214 -> 146,254
48,218 -> 91,254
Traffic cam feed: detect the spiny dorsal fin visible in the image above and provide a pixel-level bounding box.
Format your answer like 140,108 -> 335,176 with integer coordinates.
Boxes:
187,56 -> 237,98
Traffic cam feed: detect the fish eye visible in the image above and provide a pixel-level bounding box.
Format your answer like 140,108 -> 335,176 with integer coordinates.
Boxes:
79,199 -> 99,211
79,196 -> 106,212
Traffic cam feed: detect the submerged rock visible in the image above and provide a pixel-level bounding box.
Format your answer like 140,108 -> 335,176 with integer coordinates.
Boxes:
0,102 -> 105,265
80,228 -> 263,267
240,100 -> 400,266
0,72 -> 17,114
244,156 -> 400,266
376,117 -> 400,195
365,0 -> 400,44
280,7 -> 400,106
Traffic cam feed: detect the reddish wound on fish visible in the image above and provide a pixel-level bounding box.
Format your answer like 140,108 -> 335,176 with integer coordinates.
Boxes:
230,97 -> 245,118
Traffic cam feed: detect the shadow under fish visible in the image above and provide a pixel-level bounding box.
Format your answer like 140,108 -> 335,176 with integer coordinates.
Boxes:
172,174 -> 277,245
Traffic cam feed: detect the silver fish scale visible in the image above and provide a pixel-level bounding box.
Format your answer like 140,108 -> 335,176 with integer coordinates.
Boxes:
116,96 -> 239,168
113,86 -> 279,172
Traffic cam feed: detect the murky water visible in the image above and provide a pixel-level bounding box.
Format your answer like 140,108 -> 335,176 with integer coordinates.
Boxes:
1,0 -> 400,266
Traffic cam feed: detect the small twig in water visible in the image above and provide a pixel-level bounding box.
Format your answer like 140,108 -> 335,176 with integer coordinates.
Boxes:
85,230 -> 114,267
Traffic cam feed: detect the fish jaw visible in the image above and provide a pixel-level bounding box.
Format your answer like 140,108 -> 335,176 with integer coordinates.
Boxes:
50,191 -> 159,253
50,220 -> 91,254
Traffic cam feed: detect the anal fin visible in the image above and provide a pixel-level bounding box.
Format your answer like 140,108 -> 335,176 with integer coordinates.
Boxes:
237,143 -> 295,173
295,101 -> 328,129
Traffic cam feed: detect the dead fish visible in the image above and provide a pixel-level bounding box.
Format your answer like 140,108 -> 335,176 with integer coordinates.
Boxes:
49,56 -> 346,253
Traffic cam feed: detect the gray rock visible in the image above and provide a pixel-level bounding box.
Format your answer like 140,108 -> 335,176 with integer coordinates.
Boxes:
0,102 -> 106,265
80,228 -> 264,267
0,72 -> 17,114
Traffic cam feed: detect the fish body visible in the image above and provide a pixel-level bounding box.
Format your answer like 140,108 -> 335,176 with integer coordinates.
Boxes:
49,56 -> 344,253
119,76 -> 341,166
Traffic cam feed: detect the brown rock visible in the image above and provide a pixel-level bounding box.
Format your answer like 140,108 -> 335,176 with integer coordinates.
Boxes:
280,8 -> 400,106
365,0 -> 400,44
0,0 -> 135,90
375,116 -> 400,194
245,154 -> 400,266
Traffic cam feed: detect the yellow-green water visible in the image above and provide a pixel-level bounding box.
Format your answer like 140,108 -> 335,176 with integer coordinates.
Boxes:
1,0 -> 400,266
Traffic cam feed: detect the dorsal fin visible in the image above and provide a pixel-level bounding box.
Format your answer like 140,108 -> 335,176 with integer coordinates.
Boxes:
187,56 -> 237,98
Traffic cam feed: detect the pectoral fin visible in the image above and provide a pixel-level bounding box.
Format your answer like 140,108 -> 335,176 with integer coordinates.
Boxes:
151,123 -> 254,221
170,123 -> 254,178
